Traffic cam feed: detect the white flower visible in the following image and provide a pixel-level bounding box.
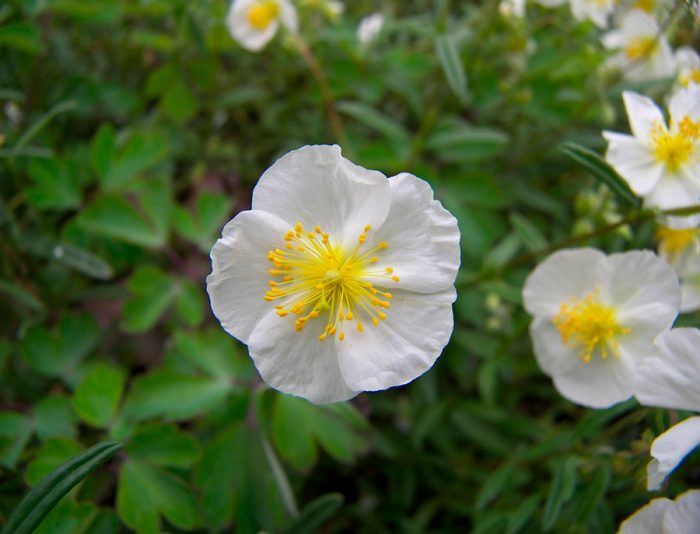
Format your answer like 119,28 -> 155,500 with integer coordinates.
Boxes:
602,10 -> 675,82
226,0 -> 298,52
357,13 -> 384,47
675,46 -> 700,89
499,0 -> 526,18
570,0 -> 616,28
618,490 -> 700,533
535,0 -> 567,7
656,225 -> 700,312
603,87 -> 700,211
635,328 -> 700,490
206,145 -> 460,404
522,248 -> 680,408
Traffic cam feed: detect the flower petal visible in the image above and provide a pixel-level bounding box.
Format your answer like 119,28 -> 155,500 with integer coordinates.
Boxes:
522,248 -> 605,317
602,131 -> 662,195
227,0 -> 280,52
252,145 -> 392,250
663,490 -> 700,532
364,172 -> 460,294
622,91 -> 665,141
634,328 -> 700,412
247,309 -> 357,404
335,289 -> 453,392
278,0 -> 298,32
644,172 -> 700,211
529,318 -> 581,377
207,209 -> 291,344
646,416 -> 700,491
618,497 -> 672,534
681,281 -> 700,313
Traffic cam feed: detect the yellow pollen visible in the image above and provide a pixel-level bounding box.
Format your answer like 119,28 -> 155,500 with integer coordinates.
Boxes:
246,0 -> 280,30
657,226 -> 700,257
264,223 -> 398,340
625,37 -> 657,61
552,291 -> 631,364
651,122 -> 694,173
680,69 -> 700,88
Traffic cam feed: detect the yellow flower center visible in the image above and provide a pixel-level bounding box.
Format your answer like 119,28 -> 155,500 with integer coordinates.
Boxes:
632,0 -> 655,12
651,122 -> 694,173
247,0 -> 280,30
625,37 -> 657,61
264,223 -> 399,342
656,226 -> 700,257
680,69 -> 700,87
553,291 -> 630,364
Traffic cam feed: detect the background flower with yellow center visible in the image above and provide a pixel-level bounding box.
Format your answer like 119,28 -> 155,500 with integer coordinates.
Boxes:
226,0 -> 298,52
207,145 -> 461,404
522,248 -> 680,408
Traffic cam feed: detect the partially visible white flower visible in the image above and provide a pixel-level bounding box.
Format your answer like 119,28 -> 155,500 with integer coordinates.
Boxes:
522,248 -> 680,408
535,0 -> 567,6
619,0 -> 674,19
570,0 -> 615,28
619,490 -> 700,533
226,0 -> 298,52
602,10 -> 675,82
675,46 -> 700,89
656,225 -> 700,311
207,145 -> 461,404
634,328 -> 700,490
603,87 -> 700,211
357,12 -> 384,47
500,0 -> 526,18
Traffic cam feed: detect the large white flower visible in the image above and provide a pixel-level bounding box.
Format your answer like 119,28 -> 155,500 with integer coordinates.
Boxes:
603,87 -> 700,211
634,328 -> 700,490
618,490 -> 700,533
602,9 -> 675,82
206,145 -> 461,404
226,0 -> 298,52
570,0 -> 616,28
675,46 -> 700,89
522,248 -> 680,408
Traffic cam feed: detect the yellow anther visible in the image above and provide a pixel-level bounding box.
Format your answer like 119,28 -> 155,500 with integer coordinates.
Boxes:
339,331 -> 345,341
385,267 -> 394,273
319,333 -> 327,341
315,225 -> 322,233
357,322 -> 364,332
377,312 -> 387,320
378,242 -> 388,249
370,257 -> 379,263
277,310 -> 288,317
329,326 -> 336,336
391,275 -> 400,282
286,243 -> 294,250
364,224 -> 372,232
372,317 -> 380,326
346,312 -> 353,320
382,292 -> 392,299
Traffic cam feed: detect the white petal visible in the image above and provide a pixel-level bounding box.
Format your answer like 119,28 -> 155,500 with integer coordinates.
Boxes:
669,83 -> 700,126
601,250 -> 680,339
227,0 -> 280,52
278,0 -> 298,32
335,289 -> 453,392
622,91 -> 665,141
207,210 -> 290,344
247,309 -> 357,404
529,318 -> 581,377
663,490 -> 700,533
618,497 -> 672,534
522,248 -> 605,317
552,350 -> 635,408
675,46 -> 700,71
602,131 -> 662,195
634,328 -> 700,412
251,145 -> 392,250
644,173 -> 700,211
681,281 -> 700,313
646,416 -> 700,491
364,172 -> 460,294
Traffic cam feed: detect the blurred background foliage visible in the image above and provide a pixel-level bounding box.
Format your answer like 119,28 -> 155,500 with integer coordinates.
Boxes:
1,0 -> 699,532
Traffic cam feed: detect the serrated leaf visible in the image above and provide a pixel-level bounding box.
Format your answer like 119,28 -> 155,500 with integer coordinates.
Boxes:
72,363 -> 125,428
25,439 -> 83,487
126,423 -> 200,468
170,329 -> 245,380
121,267 -> 178,332
101,131 -> 169,190
33,499 -> 97,534
32,395 -> 76,440
436,34 -> 468,105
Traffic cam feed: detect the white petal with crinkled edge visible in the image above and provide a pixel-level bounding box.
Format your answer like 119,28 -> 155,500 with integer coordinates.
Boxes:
207,210 -> 291,345
247,308 -> 357,404
681,281 -> 700,313
618,497 -> 672,534
622,91 -> 665,142
252,145 -> 392,250
600,250 -> 680,338
363,172 -> 460,294
635,328 -> 700,412
646,416 -> 700,491
227,0 -> 281,52
663,490 -> 700,532
522,248 -> 605,317
603,131 -> 663,195
335,288 -> 454,392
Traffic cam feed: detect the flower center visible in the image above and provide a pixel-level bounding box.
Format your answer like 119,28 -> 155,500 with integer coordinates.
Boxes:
247,0 -> 280,30
624,37 -> 657,61
651,122 -> 694,173
553,291 -> 630,364
632,0 -> 655,12
656,226 -> 700,257
264,223 -> 399,342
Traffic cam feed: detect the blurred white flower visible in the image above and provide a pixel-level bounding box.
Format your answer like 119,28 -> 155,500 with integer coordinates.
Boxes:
357,12 -> 384,47
619,490 -> 700,533
226,0 -> 298,52
207,145 -> 460,404
602,10 -> 675,82
603,87 -> 700,211
535,0 -> 567,6
634,328 -> 700,490
657,225 -> 700,311
522,248 -> 680,408
500,0 -> 526,18
570,0 -> 615,28
675,46 -> 700,88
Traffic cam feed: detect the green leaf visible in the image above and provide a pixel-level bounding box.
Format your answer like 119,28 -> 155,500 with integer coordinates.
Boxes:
175,279 -> 204,327
34,499 -> 98,534
121,267 -> 178,332
20,234 -> 113,280
559,142 -> 638,206
425,124 -> 509,163
26,158 -> 81,210
337,101 -> 410,144
436,34 -> 468,105
72,363 -> 125,428
101,130 -> 169,190
32,395 -> 76,440
170,329 -> 245,380
172,191 -> 232,252
13,101 -> 77,154
281,493 -> 344,534
123,370 -> 230,421
0,22 -> 43,54
475,460 -> 516,510
126,423 -> 200,468
509,213 -> 547,252
90,123 -> 116,178
573,465 -> 610,523
542,456 -> 578,531
2,441 -> 123,534
0,412 -> 32,469
0,278 -> 44,312
506,494 -> 541,534
25,439 -> 83,487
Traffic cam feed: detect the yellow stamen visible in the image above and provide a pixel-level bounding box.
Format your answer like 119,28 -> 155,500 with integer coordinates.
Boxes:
246,0 -> 280,30
625,37 -> 657,61
651,122 -> 694,173
657,226 -> 700,257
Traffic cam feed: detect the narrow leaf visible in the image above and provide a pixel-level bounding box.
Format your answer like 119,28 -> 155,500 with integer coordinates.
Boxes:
281,493 -> 344,534
542,456 -> 578,531
509,213 -> 547,252
337,101 -> 410,143
436,34 -> 468,105
13,101 -> 77,154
